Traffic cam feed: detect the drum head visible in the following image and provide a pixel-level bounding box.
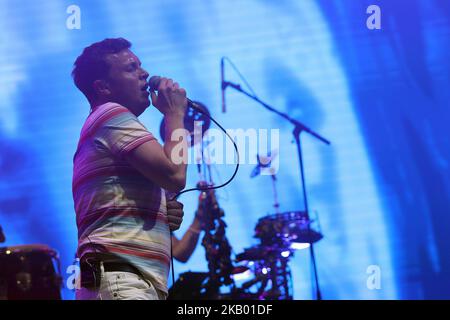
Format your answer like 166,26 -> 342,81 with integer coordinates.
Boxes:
254,211 -> 322,245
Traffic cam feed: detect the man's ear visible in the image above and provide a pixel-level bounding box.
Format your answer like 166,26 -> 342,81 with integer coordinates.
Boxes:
93,79 -> 111,97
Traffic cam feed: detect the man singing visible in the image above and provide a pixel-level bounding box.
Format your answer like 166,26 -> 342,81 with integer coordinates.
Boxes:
72,38 -> 194,300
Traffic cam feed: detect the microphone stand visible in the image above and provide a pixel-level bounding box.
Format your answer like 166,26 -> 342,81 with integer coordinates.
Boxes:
223,80 -> 330,300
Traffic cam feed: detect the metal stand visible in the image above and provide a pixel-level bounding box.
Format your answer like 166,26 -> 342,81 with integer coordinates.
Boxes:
223,80 -> 330,300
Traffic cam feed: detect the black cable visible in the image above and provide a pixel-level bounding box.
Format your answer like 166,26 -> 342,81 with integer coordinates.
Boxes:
169,112 -> 240,201
167,108 -> 240,294
85,235 -> 99,292
170,231 -> 175,287
223,57 -> 258,98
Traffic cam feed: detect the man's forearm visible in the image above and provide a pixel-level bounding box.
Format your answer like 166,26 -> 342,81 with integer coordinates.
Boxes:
172,220 -> 202,263
163,113 -> 188,187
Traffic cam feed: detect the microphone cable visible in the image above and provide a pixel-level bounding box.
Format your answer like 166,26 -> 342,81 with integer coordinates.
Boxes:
168,108 -> 240,289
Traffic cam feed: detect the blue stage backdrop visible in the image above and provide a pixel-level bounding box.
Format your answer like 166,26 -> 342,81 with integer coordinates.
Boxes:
0,0 -> 448,300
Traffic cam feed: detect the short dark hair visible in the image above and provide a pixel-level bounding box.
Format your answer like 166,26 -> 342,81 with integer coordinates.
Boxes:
72,38 -> 132,104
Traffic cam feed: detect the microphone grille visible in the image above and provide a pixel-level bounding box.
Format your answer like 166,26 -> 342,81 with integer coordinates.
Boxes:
148,76 -> 161,91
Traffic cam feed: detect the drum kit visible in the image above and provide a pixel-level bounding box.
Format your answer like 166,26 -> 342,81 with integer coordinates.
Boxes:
170,208 -> 323,300
0,231 -> 62,300
231,210 -> 323,300
228,148 -> 322,300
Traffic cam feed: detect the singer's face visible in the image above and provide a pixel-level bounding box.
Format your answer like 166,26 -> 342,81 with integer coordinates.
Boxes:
104,49 -> 150,116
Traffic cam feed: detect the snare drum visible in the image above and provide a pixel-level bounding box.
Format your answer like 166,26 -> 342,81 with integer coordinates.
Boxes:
0,244 -> 62,300
254,211 -> 322,246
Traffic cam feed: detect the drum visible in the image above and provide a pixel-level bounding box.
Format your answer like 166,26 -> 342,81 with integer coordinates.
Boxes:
235,245 -> 284,262
168,272 -> 209,300
0,244 -> 62,300
254,211 -> 323,246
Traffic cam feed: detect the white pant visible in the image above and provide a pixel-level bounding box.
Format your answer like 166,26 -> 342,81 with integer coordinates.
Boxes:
75,262 -> 166,300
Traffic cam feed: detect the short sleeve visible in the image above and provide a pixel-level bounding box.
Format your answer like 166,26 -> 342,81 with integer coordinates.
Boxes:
98,106 -> 156,157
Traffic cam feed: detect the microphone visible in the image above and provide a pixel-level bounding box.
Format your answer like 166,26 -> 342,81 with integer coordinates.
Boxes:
148,76 -> 202,112
221,57 -> 226,113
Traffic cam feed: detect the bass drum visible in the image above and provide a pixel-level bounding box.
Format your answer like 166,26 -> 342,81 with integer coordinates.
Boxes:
0,244 -> 62,300
168,272 -> 209,300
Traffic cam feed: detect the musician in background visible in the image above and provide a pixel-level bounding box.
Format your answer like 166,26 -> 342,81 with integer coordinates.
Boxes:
171,193 -> 207,262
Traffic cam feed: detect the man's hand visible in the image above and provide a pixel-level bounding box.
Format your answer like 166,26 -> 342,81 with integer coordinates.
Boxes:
167,199 -> 184,231
150,77 -> 187,117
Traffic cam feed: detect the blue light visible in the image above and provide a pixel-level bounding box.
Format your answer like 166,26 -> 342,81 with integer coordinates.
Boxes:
0,0 -> 448,300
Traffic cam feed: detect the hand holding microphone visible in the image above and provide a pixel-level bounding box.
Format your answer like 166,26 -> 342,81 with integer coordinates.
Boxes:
149,76 -> 208,114
149,76 -> 187,117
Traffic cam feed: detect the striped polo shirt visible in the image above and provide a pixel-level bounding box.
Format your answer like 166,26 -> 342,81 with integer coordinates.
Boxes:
72,102 -> 170,295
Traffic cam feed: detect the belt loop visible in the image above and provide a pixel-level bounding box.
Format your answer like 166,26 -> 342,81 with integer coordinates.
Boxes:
100,261 -> 105,279
98,261 -> 104,301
